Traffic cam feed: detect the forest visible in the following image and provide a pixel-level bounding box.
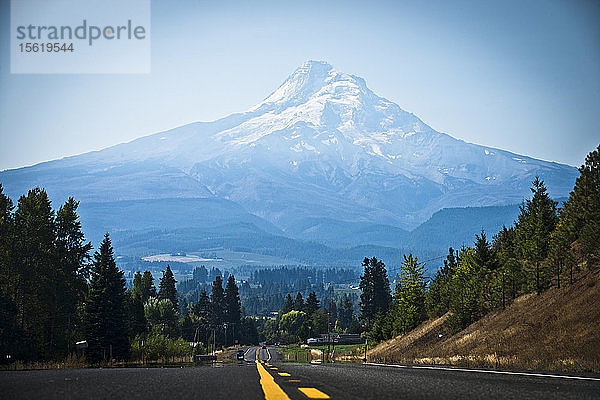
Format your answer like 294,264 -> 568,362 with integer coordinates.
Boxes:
362,145 -> 599,345
0,144 -> 597,365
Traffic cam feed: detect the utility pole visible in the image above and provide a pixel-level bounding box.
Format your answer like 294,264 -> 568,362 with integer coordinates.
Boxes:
327,309 -> 331,363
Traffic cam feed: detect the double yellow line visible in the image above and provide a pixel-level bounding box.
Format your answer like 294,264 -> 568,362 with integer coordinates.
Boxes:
255,348 -> 329,399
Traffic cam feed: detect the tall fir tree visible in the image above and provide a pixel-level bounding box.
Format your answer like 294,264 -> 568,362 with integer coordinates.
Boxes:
158,265 -> 178,311
224,275 -> 241,345
293,292 -> 305,311
474,229 -> 496,270
392,254 -> 428,335
282,293 -> 294,314
426,248 -> 458,317
305,292 -> 320,318
54,197 -> 92,354
13,188 -> 56,358
0,185 -> 16,314
515,177 -> 558,294
359,257 -> 391,325
210,276 -> 225,327
140,270 -> 157,303
338,295 -> 354,331
554,145 -> 600,267
85,234 -> 129,362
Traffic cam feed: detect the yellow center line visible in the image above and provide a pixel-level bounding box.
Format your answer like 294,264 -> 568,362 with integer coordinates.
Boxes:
298,387 -> 330,399
256,360 -> 291,400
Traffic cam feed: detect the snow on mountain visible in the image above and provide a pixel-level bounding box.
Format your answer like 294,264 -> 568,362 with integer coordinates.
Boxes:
0,61 -> 578,235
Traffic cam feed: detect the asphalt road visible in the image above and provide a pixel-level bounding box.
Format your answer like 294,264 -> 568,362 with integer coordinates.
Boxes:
2,347 -> 599,399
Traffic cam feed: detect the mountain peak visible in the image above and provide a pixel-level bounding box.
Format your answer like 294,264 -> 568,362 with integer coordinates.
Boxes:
258,60 -> 345,107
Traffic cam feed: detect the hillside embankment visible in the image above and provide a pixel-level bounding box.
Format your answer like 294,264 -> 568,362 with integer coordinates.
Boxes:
368,268 -> 600,372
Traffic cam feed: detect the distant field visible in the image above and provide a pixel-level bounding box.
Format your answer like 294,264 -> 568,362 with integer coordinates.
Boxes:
141,254 -> 222,263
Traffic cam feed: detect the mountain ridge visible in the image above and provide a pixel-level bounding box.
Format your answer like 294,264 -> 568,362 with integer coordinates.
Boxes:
0,61 -> 578,242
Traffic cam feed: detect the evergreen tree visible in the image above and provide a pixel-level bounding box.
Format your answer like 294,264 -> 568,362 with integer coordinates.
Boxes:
0,185 -> 16,325
190,290 -> 211,348
446,248 -> 483,332
305,291 -> 320,318
210,276 -> 225,327
13,188 -> 56,358
338,295 -> 354,331
193,265 -> 208,283
426,248 -> 458,317
54,197 -> 92,354
224,275 -> 241,344
144,297 -> 178,337
293,292 -> 305,311
140,270 -> 157,303
474,229 -> 496,270
555,145 -> 600,267
359,257 -> 391,325
85,234 -> 129,362
132,271 -> 143,299
392,254 -> 428,335
515,177 -> 558,294
282,294 -> 294,314
493,226 -> 524,306
158,265 -> 178,310
125,290 -> 147,338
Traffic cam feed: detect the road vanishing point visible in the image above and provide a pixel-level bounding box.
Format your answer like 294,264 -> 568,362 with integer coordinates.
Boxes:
1,346 -> 599,399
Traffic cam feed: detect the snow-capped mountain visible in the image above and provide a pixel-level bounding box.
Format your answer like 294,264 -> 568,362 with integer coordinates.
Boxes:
0,61 -> 578,237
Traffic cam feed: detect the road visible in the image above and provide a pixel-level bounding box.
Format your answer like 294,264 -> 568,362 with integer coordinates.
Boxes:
2,346 -> 599,399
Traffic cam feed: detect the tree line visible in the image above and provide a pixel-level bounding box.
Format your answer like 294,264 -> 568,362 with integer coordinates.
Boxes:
0,186 -> 254,363
360,145 -> 599,344
257,290 -> 360,344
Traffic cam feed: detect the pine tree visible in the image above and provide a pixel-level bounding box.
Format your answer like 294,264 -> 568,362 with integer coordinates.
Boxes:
282,294 -> 294,314
474,229 -> 496,269
515,177 -> 558,294
224,275 -> 241,345
54,197 -> 92,354
210,276 -> 225,327
392,254 -> 428,335
190,290 -> 211,349
493,226 -> 524,306
305,291 -> 320,318
125,290 -> 146,338
359,257 -> 391,325
338,295 -> 354,331
13,188 -> 56,358
293,292 -> 304,311
426,248 -> 458,317
140,270 -> 157,303
446,248 -> 482,332
0,185 -> 16,315
158,265 -> 178,311
132,271 -> 143,299
555,145 -> 600,267
193,265 -> 208,283
85,234 -> 129,362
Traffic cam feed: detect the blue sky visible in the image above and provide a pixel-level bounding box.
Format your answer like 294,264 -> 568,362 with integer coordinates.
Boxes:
0,0 -> 598,170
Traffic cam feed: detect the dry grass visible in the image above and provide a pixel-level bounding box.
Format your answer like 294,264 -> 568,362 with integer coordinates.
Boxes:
368,269 -> 600,372
1,354 -> 88,371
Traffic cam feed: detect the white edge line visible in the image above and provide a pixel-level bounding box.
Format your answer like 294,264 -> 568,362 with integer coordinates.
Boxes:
244,347 -> 253,358
365,362 -> 600,382
266,347 -> 272,362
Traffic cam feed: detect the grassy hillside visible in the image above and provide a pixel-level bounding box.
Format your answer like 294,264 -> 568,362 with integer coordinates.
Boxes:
368,268 -> 600,372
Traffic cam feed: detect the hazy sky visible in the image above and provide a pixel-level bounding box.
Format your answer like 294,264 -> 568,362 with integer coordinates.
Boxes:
1,0 -> 599,170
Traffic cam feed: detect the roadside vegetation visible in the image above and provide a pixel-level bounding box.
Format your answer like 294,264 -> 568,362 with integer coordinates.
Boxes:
362,145 -> 600,371
0,144 -> 597,371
